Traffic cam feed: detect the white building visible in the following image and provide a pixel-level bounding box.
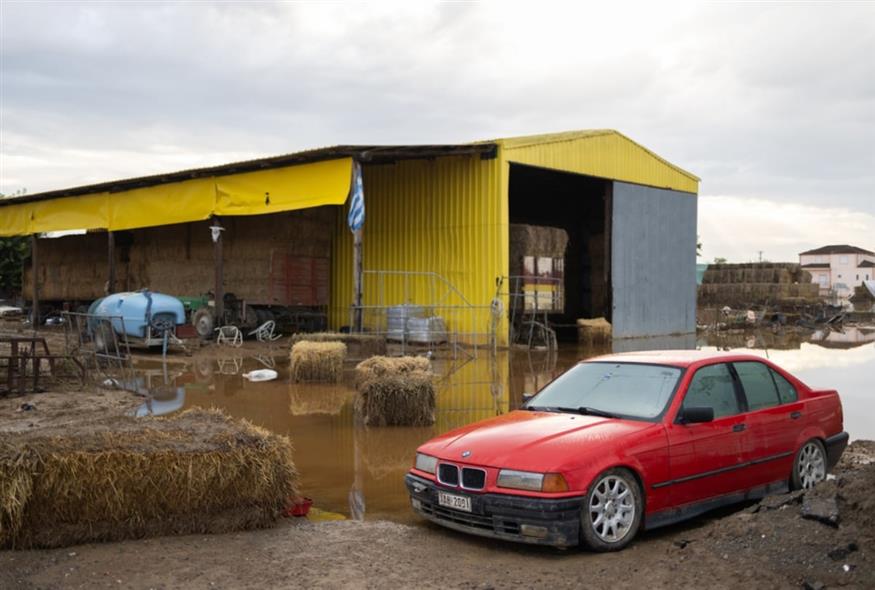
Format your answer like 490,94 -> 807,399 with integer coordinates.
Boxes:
799,245 -> 875,296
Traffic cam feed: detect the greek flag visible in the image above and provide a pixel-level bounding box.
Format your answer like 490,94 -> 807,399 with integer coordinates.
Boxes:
347,161 -> 365,232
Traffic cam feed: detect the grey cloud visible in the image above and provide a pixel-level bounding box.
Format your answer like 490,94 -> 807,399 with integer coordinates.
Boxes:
1,2 -> 873,217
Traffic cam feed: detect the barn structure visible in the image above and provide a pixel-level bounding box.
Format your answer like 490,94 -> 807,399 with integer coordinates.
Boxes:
0,130 -> 699,344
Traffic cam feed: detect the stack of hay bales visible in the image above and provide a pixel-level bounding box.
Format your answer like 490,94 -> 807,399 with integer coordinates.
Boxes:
290,341 -> 346,382
508,224 -> 570,276
289,332 -> 387,359
0,409 -> 297,549
699,262 -> 820,308
577,317 -> 612,345
354,356 -> 435,427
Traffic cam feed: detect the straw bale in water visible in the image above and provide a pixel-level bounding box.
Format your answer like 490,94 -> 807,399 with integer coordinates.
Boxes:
289,332 -> 387,358
0,408 -> 297,549
288,384 -> 354,416
577,317 -> 612,345
354,356 -> 435,427
290,341 -> 346,383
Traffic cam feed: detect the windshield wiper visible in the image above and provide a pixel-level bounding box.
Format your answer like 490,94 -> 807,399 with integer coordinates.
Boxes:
525,405 -> 619,418
555,406 -> 620,419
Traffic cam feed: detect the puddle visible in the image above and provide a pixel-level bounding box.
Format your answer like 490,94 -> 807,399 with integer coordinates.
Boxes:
130,330 -> 875,522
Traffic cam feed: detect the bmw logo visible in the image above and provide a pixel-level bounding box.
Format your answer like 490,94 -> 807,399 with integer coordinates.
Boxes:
461,450 -> 471,458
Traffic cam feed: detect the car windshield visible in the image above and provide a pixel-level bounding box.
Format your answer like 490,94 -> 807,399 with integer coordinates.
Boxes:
526,362 -> 682,420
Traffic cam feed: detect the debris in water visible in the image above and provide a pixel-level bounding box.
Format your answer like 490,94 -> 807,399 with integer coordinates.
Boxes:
242,369 -> 278,382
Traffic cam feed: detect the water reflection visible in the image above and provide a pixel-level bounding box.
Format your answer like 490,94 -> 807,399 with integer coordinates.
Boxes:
130,328 -> 873,522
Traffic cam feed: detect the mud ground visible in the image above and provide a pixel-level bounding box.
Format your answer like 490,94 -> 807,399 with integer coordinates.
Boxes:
2,443 -> 872,590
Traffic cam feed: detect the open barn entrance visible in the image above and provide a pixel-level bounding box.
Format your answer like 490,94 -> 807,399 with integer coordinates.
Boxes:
508,163 -> 611,342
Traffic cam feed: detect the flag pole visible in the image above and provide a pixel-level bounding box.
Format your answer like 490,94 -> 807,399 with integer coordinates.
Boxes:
353,226 -> 363,332
348,160 -> 365,332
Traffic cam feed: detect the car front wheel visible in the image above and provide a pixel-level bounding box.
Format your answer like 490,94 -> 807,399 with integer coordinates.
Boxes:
580,468 -> 643,552
791,439 -> 827,490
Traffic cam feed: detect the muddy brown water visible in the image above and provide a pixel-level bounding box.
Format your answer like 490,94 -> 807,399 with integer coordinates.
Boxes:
131,329 -> 875,523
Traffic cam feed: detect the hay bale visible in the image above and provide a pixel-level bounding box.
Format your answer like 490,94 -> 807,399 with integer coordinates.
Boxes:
288,384 -> 354,416
0,409 -> 297,549
288,332 -> 387,358
354,356 -> 435,427
577,317 -> 612,345
290,341 -> 346,383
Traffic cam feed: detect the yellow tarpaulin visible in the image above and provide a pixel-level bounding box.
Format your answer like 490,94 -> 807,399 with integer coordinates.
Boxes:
215,158 -> 355,216
0,157 -> 353,236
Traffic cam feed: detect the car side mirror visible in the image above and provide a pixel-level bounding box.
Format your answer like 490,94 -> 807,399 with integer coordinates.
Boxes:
679,406 -> 714,424
522,392 -> 535,406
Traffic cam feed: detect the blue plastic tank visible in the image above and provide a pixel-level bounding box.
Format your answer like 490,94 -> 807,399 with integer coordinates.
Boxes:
89,291 -> 186,339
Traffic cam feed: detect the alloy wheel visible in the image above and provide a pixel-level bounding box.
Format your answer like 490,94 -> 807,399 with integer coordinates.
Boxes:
588,474 -> 636,543
797,441 -> 826,489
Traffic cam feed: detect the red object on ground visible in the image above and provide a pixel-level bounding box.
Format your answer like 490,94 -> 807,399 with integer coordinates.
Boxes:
406,350 -> 848,551
175,324 -> 197,339
282,497 -> 313,518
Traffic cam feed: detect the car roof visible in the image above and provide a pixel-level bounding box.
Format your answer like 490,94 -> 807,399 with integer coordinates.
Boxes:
582,349 -> 769,368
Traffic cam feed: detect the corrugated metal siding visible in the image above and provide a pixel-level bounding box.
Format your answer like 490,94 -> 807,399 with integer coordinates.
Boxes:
330,155 -> 507,344
611,181 -> 697,338
501,132 -> 699,194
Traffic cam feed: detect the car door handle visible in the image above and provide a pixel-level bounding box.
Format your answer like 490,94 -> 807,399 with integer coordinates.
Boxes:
732,423 -> 746,432
790,411 -> 802,420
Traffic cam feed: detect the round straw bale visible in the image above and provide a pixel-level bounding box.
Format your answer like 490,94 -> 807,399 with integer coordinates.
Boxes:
290,341 -> 346,383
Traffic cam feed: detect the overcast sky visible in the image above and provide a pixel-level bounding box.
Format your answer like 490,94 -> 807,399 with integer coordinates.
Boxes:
1,1 -> 873,262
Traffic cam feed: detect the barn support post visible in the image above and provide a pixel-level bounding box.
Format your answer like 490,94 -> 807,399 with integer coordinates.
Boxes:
352,227 -> 363,332
107,231 -> 116,294
30,234 -> 39,328
211,217 -> 224,321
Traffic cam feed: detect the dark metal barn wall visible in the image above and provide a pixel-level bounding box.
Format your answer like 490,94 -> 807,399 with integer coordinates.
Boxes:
610,182 -> 697,338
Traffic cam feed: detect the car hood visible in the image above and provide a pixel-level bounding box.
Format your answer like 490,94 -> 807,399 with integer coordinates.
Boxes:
418,410 -> 656,472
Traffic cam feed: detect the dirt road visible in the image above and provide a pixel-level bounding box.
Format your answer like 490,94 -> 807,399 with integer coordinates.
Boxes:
3,445 -> 872,590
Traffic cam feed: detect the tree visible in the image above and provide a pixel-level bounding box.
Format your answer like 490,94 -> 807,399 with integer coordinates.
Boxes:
0,191 -> 31,298
696,235 -> 703,257
713,257 -> 727,264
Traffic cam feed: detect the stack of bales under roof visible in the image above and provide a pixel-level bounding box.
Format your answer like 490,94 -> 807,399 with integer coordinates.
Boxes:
354,356 -> 435,427
0,409 -> 297,549
508,224 -> 569,276
698,263 -> 820,307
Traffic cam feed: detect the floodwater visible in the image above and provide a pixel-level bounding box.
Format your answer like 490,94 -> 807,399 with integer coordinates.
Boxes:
133,327 -> 875,522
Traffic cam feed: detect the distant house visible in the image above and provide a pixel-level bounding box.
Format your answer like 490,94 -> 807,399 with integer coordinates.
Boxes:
799,244 -> 875,295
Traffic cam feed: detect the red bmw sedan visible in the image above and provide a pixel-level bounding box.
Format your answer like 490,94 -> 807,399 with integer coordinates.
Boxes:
405,351 -> 848,550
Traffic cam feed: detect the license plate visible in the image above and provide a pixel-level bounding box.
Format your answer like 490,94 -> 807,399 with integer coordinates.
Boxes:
438,491 -> 472,512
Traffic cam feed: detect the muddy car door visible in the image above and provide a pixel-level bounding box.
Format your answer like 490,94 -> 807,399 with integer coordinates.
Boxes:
733,361 -> 803,488
663,363 -> 752,506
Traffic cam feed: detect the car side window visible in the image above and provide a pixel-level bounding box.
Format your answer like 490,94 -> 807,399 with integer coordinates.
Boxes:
770,369 -> 798,404
733,362 -> 780,411
682,363 -> 740,419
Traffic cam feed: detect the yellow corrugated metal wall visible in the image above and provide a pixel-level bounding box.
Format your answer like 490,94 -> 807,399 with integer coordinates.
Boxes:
330,154 -> 508,344
500,131 -> 699,194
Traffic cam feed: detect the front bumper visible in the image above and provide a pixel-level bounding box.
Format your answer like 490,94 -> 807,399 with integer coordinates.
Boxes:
405,473 -> 583,547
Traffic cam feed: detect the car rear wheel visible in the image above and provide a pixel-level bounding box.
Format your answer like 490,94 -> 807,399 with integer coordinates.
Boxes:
792,439 -> 827,490
580,468 -> 643,552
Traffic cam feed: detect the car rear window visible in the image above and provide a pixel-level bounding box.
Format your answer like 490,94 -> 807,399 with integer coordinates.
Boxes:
733,362 -> 780,411
528,362 -> 681,420
770,369 -> 798,404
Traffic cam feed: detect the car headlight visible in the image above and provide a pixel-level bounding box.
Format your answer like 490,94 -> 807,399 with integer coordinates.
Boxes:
415,453 -> 438,474
497,469 -> 568,492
